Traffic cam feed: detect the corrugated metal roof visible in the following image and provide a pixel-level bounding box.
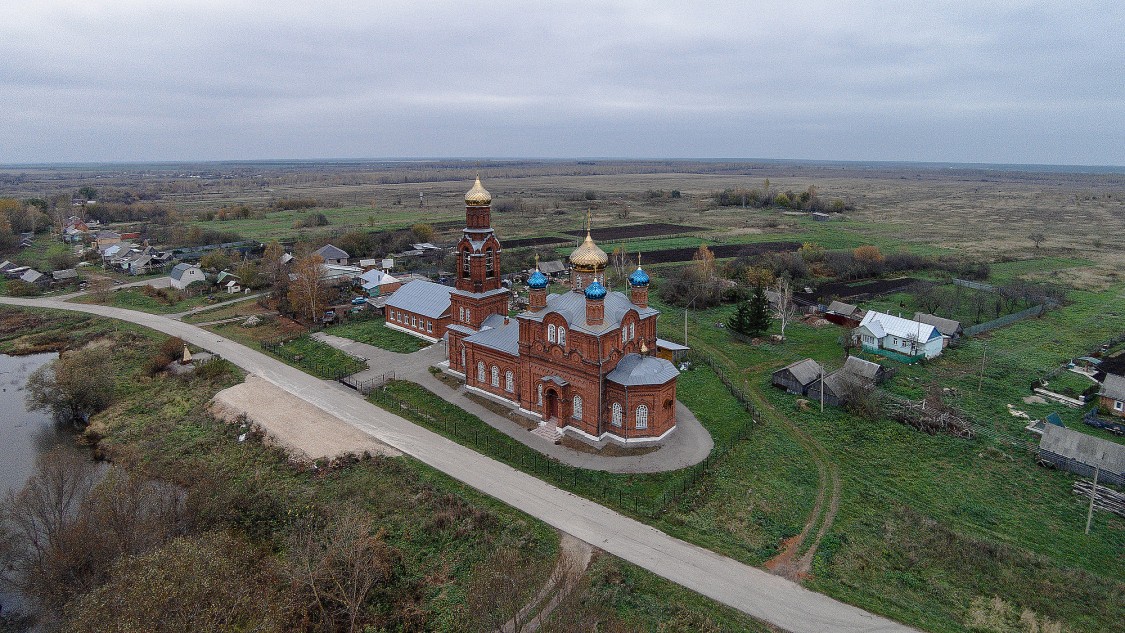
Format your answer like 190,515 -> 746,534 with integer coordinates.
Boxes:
656,338 -> 689,351
19,269 -> 44,283
1040,424 -> 1125,475
913,312 -> 962,336
170,263 -> 198,280
385,280 -> 451,319
858,311 -> 940,342
1101,373 -> 1125,401
606,354 -> 679,386
776,358 -> 823,385
359,269 -> 398,285
465,320 -> 520,356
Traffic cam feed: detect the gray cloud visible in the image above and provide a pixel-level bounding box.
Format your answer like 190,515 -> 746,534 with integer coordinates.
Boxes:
0,0 -> 1121,164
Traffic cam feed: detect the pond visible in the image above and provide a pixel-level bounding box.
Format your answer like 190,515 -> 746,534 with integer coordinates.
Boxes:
0,352 -> 85,618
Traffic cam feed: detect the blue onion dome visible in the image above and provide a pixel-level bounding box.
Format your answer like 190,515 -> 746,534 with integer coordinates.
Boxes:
584,279 -> 607,300
527,269 -> 548,289
629,266 -> 650,286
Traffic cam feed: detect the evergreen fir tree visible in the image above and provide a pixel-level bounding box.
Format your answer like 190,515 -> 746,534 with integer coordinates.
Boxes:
728,301 -> 751,334
746,284 -> 772,336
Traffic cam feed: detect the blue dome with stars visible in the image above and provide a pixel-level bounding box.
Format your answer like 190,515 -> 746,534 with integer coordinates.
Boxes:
584,279 -> 607,300
629,266 -> 650,286
527,269 -> 548,289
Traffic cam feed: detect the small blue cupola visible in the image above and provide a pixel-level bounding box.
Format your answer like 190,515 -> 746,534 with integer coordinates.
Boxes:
584,279 -> 607,300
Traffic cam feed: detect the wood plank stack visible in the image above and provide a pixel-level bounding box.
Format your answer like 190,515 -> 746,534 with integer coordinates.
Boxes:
1073,480 -> 1125,518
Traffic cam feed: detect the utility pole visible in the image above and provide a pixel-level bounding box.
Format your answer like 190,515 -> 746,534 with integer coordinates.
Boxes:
1086,465 -> 1100,534
978,344 -> 987,392
819,365 -> 824,413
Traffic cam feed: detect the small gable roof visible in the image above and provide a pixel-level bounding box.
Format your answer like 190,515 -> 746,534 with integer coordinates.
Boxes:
359,269 -> 398,286
606,354 -> 679,387
51,269 -> 78,281
170,263 -> 201,281
314,244 -> 349,260
1101,373 -> 1125,401
826,300 -> 858,316
913,312 -> 962,336
1040,424 -> 1125,476
20,269 -> 44,283
843,356 -> 883,381
539,260 -> 566,274
776,358 -> 823,385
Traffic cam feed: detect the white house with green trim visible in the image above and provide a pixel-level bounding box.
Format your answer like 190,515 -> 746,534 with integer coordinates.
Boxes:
853,310 -> 943,360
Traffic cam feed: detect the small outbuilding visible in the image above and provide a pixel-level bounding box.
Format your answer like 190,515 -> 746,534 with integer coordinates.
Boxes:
51,269 -> 79,285
807,369 -> 860,408
824,300 -> 863,328
1038,424 -> 1125,486
842,355 -> 892,385
314,244 -> 350,266
913,312 -> 963,346
169,263 -> 207,290
1100,373 -> 1125,418
772,358 -> 824,396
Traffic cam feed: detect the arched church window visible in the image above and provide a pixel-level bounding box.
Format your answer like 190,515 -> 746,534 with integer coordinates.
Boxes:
537,384 -> 543,406
572,395 -> 583,420
629,322 -> 635,340
611,402 -> 622,427
477,361 -> 485,383
491,365 -> 500,387
636,405 -> 649,430
461,249 -> 470,276
460,347 -> 466,368
557,327 -> 566,347
505,370 -> 514,393
547,324 -> 556,343
486,249 -> 495,278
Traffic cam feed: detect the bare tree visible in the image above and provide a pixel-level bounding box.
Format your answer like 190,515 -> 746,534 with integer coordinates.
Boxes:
772,277 -> 797,341
1029,232 -> 1046,249
26,348 -> 115,425
287,254 -> 329,322
464,546 -> 549,633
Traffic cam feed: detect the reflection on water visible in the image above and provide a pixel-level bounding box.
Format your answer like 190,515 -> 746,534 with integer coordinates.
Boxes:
0,352 -> 86,621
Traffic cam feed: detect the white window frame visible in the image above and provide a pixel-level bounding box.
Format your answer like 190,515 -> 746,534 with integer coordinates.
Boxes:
537,384 -> 543,406
460,347 -> 466,368
547,324 -> 556,343
459,306 -> 465,322
426,320 -> 433,333
491,365 -> 500,387
611,402 -> 622,427
629,322 -> 635,340
557,327 -> 566,347
505,370 -> 514,393
636,404 -> 649,429
477,361 -> 485,382
1116,400 -> 1124,412
572,395 -> 583,420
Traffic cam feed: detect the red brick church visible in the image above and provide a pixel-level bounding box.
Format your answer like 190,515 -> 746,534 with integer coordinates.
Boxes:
434,178 -> 679,443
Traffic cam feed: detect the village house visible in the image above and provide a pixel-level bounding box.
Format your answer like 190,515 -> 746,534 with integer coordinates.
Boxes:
854,311 -> 944,360
169,263 -> 207,290
358,268 -> 402,297
913,312 -> 963,347
771,358 -> 824,396
19,269 -> 49,288
1100,373 -> 1125,418
94,230 -> 122,249
314,244 -> 350,266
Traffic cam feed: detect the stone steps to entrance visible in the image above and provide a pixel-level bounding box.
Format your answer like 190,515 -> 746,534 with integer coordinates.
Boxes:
531,422 -> 563,443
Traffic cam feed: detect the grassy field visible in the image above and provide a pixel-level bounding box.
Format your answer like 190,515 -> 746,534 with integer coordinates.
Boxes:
180,297 -> 271,323
325,315 -> 429,353
188,205 -> 462,242
70,287 -> 216,314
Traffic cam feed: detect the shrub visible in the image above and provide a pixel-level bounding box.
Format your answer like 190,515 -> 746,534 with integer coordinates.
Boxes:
5,280 -> 42,296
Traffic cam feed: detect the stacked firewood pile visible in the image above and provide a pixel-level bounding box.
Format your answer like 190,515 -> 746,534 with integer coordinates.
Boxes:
1073,480 -> 1125,518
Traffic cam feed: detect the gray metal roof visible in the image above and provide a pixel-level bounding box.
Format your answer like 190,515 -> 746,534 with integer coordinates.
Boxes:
913,312 -> 962,336
656,338 -> 689,351
843,356 -> 883,380
775,358 -> 823,386
385,280 -> 451,319
19,269 -> 44,283
1101,373 -> 1125,401
480,313 -> 508,329
465,319 -> 520,356
826,300 -> 858,316
606,353 -> 679,386
817,368 -> 860,397
314,244 -> 349,260
522,289 -> 658,335
1040,424 -> 1125,476
170,263 -> 198,281
539,259 -> 566,274
51,269 -> 78,281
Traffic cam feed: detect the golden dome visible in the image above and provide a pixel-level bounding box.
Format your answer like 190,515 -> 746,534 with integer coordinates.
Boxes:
465,176 -> 491,206
570,230 -> 608,268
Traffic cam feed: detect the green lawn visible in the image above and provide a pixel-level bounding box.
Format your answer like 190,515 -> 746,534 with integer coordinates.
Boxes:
188,205 -> 461,242
180,297 -> 270,324
262,334 -> 367,379
325,316 -> 429,353
989,257 -> 1095,284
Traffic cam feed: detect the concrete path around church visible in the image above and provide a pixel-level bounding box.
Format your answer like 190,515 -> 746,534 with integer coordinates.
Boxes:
0,297 -> 919,633
311,332 -> 715,474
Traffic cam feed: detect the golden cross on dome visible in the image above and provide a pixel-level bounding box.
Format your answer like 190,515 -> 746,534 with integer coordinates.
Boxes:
534,253 -> 540,270
637,252 -> 642,267
586,209 -> 592,233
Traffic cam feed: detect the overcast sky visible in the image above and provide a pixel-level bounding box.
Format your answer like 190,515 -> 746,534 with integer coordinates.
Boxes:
1,1 -> 1122,165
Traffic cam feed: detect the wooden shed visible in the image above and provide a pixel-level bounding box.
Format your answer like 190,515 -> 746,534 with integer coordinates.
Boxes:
1038,424 -> 1125,486
843,355 -> 892,385
772,358 -> 824,396
807,369 -> 859,408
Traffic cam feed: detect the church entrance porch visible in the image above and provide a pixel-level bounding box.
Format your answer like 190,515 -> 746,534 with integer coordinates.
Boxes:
544,388 -> 560,423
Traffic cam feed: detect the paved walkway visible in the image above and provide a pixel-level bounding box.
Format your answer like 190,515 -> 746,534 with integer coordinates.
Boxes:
311,332 -> 713,474
0,297 -> 918,633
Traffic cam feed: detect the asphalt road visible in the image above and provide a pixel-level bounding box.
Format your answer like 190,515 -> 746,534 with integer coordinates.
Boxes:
0,297 -> 918,633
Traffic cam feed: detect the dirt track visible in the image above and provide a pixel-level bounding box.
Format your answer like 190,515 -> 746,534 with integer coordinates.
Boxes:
209,375 -> 401,461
